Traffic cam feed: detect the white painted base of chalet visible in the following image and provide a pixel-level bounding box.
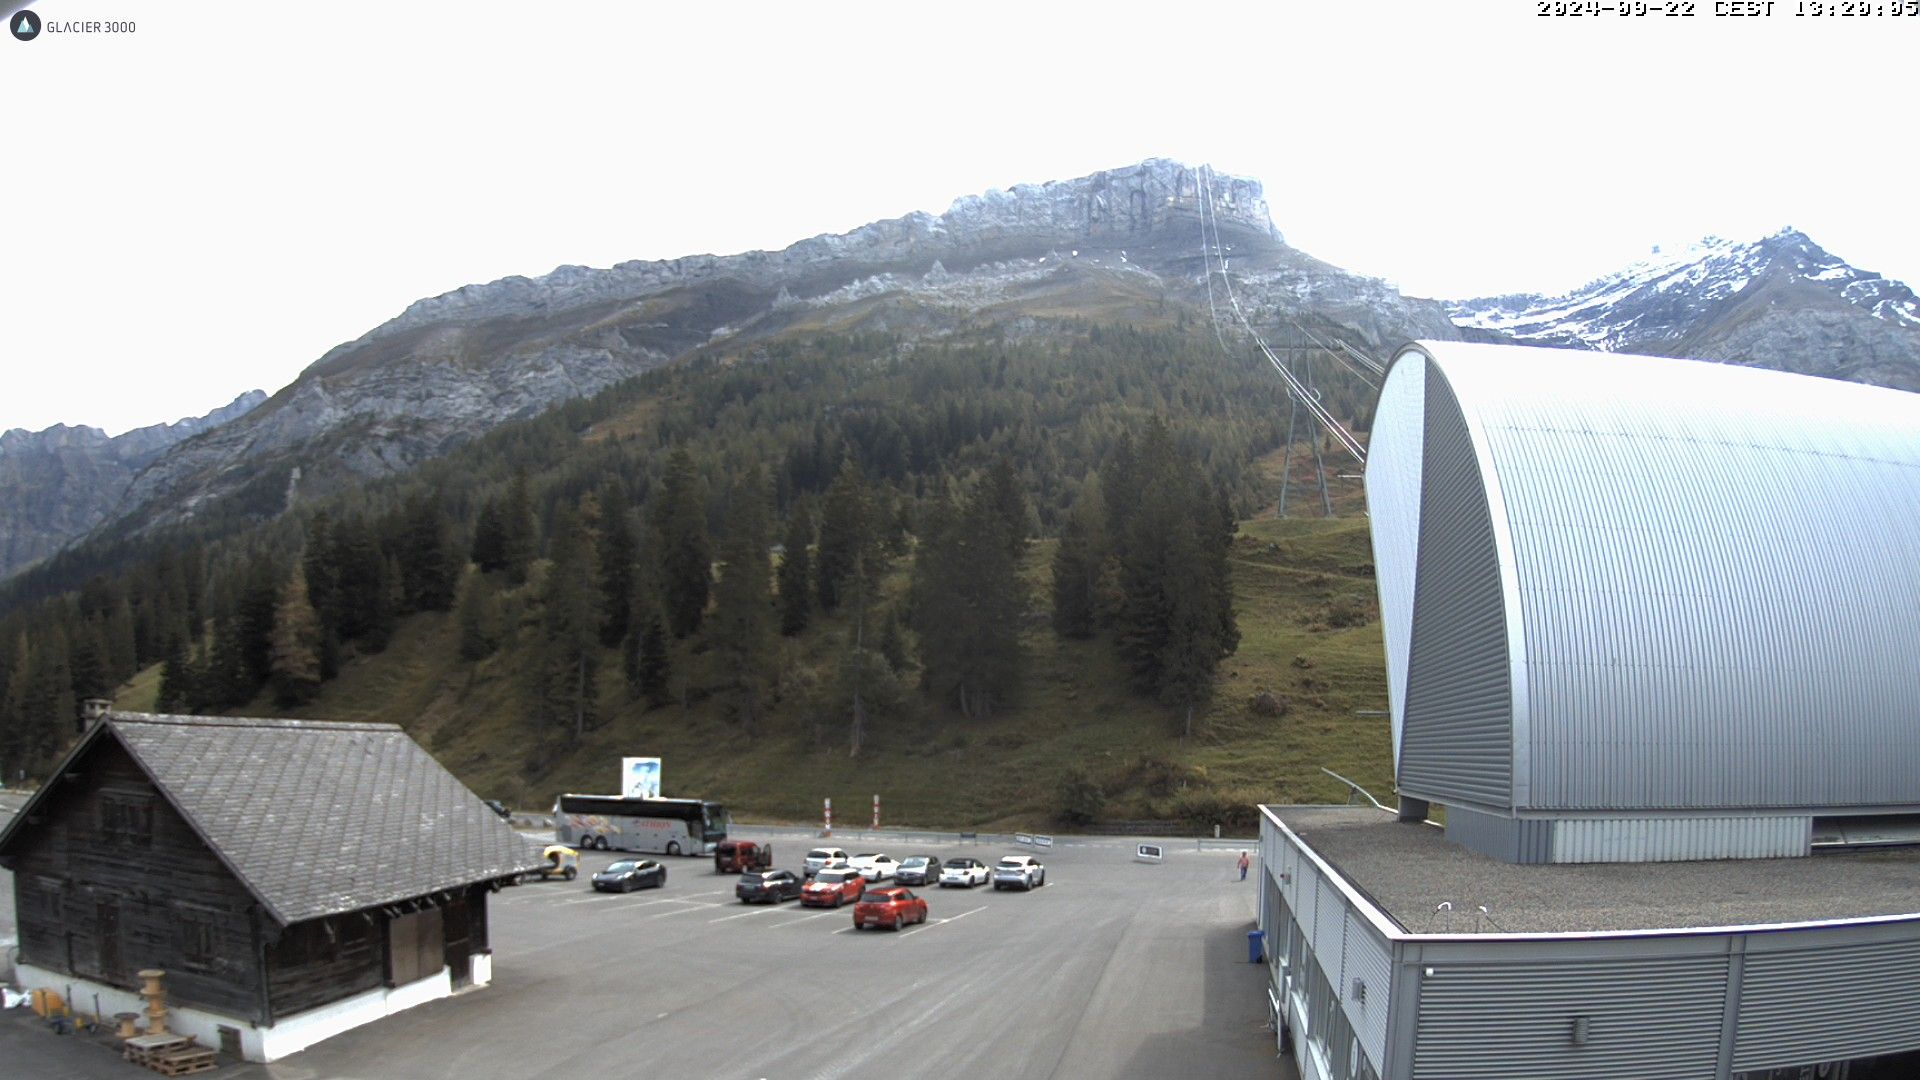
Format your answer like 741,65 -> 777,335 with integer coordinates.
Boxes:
17,957 -> 488,1062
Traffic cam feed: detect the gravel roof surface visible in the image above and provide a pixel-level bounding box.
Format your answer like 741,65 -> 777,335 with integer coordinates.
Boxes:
1270,806 -> 1920,935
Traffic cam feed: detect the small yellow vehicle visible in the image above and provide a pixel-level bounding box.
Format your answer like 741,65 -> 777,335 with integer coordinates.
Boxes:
530,844 -> 579,882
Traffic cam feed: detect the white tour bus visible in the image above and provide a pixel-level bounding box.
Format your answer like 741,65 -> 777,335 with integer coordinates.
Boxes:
553,794 -> 728,856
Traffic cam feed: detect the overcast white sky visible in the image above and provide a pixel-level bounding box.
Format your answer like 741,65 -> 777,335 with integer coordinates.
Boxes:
3,0 -> 1912,435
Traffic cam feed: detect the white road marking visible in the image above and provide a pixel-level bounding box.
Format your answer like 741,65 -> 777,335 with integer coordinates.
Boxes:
777,909 -> 847,926
899,906 -> 985,937
639,901 -> 728,920
707,904 -> 797,924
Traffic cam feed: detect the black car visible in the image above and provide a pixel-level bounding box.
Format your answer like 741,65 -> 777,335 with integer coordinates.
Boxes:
736,869 -> 804,904
592,859 -> 667,892
893,854 -> 947,886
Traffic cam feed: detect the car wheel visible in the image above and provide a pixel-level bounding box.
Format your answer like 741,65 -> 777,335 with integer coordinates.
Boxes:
667,842 -> 681,857
563,867 -> 577,881
891,914 -> 902,931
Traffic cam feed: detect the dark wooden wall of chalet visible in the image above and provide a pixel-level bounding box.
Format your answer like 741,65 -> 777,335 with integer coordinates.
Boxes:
266,910 -> 384,1017
8,737 -> 264,1020
267,890 -> 486,1017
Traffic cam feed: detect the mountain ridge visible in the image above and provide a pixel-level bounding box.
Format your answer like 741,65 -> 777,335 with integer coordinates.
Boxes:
1446,228 -> 1920,390
0,390 -> 267,581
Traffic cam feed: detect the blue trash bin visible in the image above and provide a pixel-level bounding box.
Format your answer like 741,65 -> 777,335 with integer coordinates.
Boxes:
1248,929 -> 1265,963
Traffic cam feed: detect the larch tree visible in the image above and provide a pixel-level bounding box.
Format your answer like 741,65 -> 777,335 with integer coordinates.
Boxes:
270,563 -> 324,706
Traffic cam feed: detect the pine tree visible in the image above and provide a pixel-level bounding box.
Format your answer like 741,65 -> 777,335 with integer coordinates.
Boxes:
777,504 -> 814,636
652,449 -> 711,638
500,470 -> 540,586
533,503 -> 603,737
456,569 -> 506,662
910,484 -> 1024,720
980,456 -> 1030,559
707,471 -> 775,734
1050,508 -> 1096,639
598,501 -> 641,648
396,492 -> 460,613
470,497 -> 507,572
630,603 -> 671,709
156,635 -> 193,714
815,460 -> 871,612
270,564 -> 324,706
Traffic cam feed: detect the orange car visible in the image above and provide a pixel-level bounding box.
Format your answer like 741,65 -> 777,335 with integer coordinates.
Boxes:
800,868 -> 866,907
852,887 -> 928,931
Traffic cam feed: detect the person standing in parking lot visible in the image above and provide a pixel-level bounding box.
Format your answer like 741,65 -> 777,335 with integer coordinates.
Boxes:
1237,851 -> 1250,881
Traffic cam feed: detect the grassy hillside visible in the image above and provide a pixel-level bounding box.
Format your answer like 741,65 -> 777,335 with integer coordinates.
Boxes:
128,511 -> 1391,833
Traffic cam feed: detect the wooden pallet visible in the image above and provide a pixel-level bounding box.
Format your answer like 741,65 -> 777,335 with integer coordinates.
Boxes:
149,1045 -> 217,1076
123,1032 -> 190,1066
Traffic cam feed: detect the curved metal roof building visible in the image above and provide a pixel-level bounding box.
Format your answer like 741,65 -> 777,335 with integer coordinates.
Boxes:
1367,341 -> 1920,862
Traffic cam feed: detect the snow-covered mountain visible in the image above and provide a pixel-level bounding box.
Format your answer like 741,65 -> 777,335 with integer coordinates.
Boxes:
1448,229 -> 1920,391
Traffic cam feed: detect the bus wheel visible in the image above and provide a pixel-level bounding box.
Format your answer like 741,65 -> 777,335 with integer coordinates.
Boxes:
667,842 -> 681,857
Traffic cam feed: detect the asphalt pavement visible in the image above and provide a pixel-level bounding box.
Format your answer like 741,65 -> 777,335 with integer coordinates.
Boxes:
0,826 -> 1289,1080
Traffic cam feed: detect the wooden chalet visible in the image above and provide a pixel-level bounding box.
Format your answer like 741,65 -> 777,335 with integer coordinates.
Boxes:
0,711 -> 542,1062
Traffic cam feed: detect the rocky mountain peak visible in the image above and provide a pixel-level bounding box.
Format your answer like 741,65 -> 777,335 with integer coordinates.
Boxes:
1448,229 -> 1920,391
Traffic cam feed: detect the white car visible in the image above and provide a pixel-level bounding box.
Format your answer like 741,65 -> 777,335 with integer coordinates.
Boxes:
938,857 -> 990,888
804,847 -> 851,878
992,855 -> 1046,890
848,853 -> 898,882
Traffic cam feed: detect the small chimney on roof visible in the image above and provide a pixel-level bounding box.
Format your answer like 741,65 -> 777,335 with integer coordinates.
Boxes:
80,697 -> 112,732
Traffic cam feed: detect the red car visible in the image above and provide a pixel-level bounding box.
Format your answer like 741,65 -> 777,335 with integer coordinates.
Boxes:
800,868 -> 866,908
852,887 -> 928,931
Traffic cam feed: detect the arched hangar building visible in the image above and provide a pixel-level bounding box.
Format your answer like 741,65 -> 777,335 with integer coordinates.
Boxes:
1257,342 -> 1920,1080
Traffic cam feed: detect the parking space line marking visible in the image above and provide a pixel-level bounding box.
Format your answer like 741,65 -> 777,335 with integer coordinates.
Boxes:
640,902 -> 728,920
900,906 -> 985,937
778,909 -> 848,926
706,903 -> 794,922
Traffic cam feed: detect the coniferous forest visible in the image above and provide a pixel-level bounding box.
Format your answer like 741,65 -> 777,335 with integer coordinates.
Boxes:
0,322 -> 1387,827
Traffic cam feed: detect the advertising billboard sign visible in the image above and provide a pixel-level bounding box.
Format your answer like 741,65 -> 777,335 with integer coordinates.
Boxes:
622,757 -> 661,799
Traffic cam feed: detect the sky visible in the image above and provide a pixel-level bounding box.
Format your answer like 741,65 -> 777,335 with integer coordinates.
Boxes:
3,0 -> 1912,435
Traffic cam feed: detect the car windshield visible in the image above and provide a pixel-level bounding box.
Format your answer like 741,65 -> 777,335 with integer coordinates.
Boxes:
740,873 -> 768,883
807,850 -> 836,861
855,853 -> 880,860
607,861 -> 638,873
816,871 -> 848,883
901,858 -> 930,868
859,891 -> 895,903
945,859 -> 974,869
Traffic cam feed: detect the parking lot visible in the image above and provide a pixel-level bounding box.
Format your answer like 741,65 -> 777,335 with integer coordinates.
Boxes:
1,824 -> 1284,1079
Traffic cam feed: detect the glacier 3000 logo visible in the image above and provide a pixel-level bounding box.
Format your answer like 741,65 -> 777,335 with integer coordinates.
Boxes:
12,9 -> 41,41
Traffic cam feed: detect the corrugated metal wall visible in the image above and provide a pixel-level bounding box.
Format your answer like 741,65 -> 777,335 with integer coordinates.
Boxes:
1734,935 -> 1920,1071
1549,815 -> 1809,863
1366,353 -> 1429,769
1342,912 -> 1392,1069
1412,954 -> 1727,1079
1431,342 -> 1920,814
1445,805 -> 1552,863
1398,365 -> 1514,809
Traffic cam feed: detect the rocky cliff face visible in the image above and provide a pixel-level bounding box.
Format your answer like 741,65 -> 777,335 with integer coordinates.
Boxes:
1448,230 -> 1920,390
0,390 -> 265,578
107,159 -> 1457,536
